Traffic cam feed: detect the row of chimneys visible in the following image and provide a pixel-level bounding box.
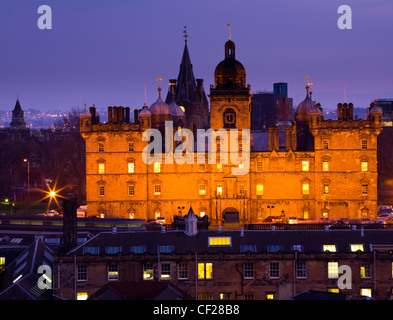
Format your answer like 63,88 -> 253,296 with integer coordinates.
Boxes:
268,125 -> 297,152
107,106 -> 132,124
337,103 -> 354,121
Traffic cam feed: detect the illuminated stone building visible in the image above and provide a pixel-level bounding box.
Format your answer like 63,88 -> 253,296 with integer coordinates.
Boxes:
80,34 -> 382,223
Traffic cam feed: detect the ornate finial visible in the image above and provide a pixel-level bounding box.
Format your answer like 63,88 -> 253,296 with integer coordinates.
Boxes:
183,26 -> 189,43
155,77 -> 163,96
227,23 -> 231,40
302,75 -> 313,96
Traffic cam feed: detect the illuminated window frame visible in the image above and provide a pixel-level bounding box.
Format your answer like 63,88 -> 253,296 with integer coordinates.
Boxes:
361,288 -> 372,298
143,263 -> 154,280
323,184 -> 329,195
322,161 -> 329,172
216,185 -> 223,196
350,244 -> 364,252
98,163 -> 105,174
360,263 -> 370,278
160,263 -> 171,280
361,161 -> 368,172
323,245 -> 337,252
208,237 -> 232,247
199,184 -> 206,196
302,161 -> 309,172
328,262 -> 339,279
153,162 -> 161,173
217,163 -> 222,172
154,184 -> 161,196
127,162 -> 135,174
198,262 -> 213,279
302,183 -> 309,195
256,184 -> 264,196
108,264 -> 119,281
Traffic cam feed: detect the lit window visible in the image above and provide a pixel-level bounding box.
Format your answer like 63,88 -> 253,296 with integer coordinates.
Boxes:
108,264 -> 119,281
143,263 -> 154,280
217,163 -> 222,172
200,211 -> 206,217
362,184 -> 368,195
160,263 -> 171,280
323,184 -> 329,195
153,162 -> 161,173
302,161 -> 309,172
98,163 -> 105,174
323,245 -> 337,252
360,263 -> 370,278
256,161 -> 263,172
178,263 -> 188,280
328,288 -> 340,293
216,186 -> 223,196
154,184 -> 161,195
361,288 -> 372,298
269,262 -> 279,279
328,262 -> 339,279
128,162 -> 135,173
209,237 -> 231,246
322,161 -> 329,172
302,183 -> 309,195
243,263 -> 254,279
303,211 -> 309,219
350,244 -> 364,252
296,262 -> 307,279
198,263 -> 213,279
199,184 -> 206,196
256,184 -> 264,196
361,140 -> 368,150
99,185 -> 105,196
238,163 -> 243,169
266,294 -> 275,300
98,143 -> 104,152
128,185 -> 135,196
322,140 -> 329,150
361,161 -> 368,172
0,257 -> 5,272
220,293 -> 231,300
77,292 -> 88,300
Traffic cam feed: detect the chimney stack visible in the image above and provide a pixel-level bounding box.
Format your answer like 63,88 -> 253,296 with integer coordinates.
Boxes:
268,127 -> 274,151
118,106 -> 124,123
274,126 -> 279,151
108,107 -> 113,123
285,126 -> 291,151
113,106 -> 119,123
62,193 -> 78,250
89,106 -> 96,125
134,109 -> 139,124
125,107 -> 130,123
337,103 -> 343,120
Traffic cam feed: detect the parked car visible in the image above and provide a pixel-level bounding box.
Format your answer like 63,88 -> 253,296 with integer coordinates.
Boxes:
263,216 -> 282,223
46,210 -> 58,216
288,217 -> 298,224
156,217 -> 166,224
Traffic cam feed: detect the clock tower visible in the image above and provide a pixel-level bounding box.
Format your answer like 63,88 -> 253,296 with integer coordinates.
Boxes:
209,34 -> 252,131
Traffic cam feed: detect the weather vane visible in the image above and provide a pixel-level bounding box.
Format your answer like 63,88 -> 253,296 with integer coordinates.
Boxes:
155,77 -> 163,95
303,75 -> 313,94
227,23 -> 231,40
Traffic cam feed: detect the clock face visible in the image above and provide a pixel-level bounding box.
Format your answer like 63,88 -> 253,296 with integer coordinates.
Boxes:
223,108 -> 236,128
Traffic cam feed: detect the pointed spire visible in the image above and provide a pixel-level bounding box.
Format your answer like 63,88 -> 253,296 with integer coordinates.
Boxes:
175,28 -> 197,104
155,77 -> 163,98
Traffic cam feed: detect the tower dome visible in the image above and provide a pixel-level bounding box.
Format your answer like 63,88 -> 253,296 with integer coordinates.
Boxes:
296,85 -> 316,122
214,39 -> 246,90
149,87 -> 172,116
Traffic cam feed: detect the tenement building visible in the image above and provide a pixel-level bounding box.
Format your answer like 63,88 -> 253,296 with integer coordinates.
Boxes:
54,210 -> 393,300
80,34 -> 382,223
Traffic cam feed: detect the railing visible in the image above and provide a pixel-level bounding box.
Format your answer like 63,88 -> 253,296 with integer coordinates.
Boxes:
244,223 -> 393,231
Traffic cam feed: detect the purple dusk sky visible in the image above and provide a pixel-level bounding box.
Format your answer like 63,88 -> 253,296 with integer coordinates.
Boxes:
0,0 -> 392,115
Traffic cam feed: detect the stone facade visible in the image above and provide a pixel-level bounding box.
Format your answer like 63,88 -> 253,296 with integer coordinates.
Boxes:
80,37 -> 382,223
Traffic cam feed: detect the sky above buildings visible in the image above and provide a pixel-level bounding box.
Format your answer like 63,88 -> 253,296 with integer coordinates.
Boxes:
0,0 -> 392,115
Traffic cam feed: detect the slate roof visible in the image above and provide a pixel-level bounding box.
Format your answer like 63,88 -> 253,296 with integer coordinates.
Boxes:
65,228 -> 393,256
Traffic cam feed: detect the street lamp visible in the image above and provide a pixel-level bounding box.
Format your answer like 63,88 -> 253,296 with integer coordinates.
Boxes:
267,205 -> 274,216
23,159 -> 29,200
